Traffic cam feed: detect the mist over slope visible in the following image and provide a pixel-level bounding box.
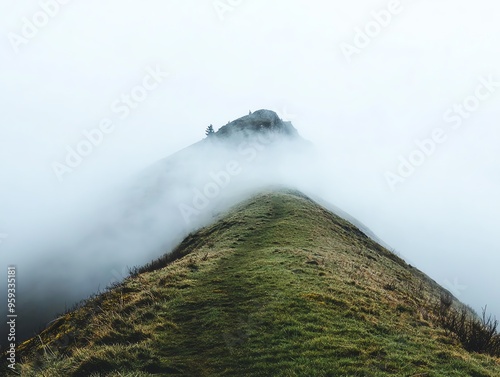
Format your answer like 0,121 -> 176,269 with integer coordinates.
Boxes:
0,110 -> 321,347
9,190 -> 500,376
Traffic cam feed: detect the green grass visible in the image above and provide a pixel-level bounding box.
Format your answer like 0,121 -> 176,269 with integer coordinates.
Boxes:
7,189 -> 500,376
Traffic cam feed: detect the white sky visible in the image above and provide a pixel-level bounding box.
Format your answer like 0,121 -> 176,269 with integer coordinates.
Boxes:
1,0 -> 499,320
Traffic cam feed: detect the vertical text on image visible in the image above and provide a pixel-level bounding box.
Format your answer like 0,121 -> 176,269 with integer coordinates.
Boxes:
6,266 -> 17,372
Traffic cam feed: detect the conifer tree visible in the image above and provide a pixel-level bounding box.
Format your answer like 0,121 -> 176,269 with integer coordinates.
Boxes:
205,125 -> 215,137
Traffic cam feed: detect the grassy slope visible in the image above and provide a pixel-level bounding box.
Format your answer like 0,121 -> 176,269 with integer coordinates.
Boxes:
9,190 -> 500,376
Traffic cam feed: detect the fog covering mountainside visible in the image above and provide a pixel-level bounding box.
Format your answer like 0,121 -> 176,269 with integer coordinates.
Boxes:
6,190 -> 500,376
1,109 -> 354,348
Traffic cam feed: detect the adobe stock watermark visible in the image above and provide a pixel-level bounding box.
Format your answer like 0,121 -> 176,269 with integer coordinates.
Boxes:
444,278 -> 467,298
52,65 -> 169,183
385,75 -> 500,191
223,301 -> 264,354
6,266 -> 17,373
340,0 -> 403,63
108,267 -> 132,287
213,0 -> 243,21
275,106 -> 298,122
8,0 -> 72,54
178,132 -> 278,224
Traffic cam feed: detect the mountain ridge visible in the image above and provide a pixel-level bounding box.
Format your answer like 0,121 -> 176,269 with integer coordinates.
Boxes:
7,189 -> 500,376
0,109 -> 313,351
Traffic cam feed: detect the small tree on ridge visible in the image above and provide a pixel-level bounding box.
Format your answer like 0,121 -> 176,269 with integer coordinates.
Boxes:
206,125 -> 215,137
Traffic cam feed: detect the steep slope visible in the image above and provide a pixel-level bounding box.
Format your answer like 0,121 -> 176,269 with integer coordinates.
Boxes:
8,190 -> 500,376
2,109 -> 312,349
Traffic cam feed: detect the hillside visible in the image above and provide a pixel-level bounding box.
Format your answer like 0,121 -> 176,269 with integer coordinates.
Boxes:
7,190 -> 500,376
0,109 -> 312,350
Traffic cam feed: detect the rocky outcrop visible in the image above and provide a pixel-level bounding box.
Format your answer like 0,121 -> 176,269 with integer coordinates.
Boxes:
215,109 -> 299,139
